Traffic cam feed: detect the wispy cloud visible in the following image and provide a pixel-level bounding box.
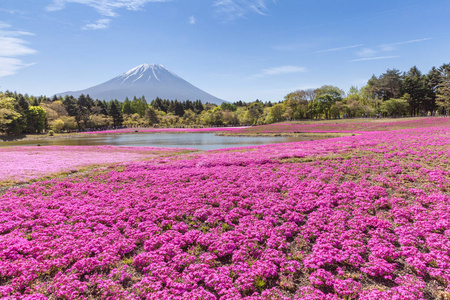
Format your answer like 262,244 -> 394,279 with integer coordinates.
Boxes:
349,56 -> 399,63
378,38 -> 432,52
387,37 -> 432,47
214,0 -> 274,21
0,23 -> 36,77
189,16 -> 196,25
0,57 -> 35,77
354,37 -> 431,60
349,37 -> 431,63
46,0 -> 170,30
315,44 -> 363,54
251,65 -> 307,78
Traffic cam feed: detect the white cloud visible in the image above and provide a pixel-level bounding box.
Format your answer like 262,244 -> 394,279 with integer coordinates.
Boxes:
0,24 -> 36,77
0,36 -> 36,56
189,16 -> 196,25
214,0 -> 274,20
252,65 -> 307,78
356,48 -> 377,57
0,57 -> 35,77
82,18 -> 111,30
46,0 -> 170,30
349,56 -> 399,62
315,44 -> 363,54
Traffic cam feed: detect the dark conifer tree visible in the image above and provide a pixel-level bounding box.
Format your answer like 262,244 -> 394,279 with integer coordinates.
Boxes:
145,107 -> 159,125
63,95 -> 78,116
174,100 -> 185,117
109,100 -> 123,127
95,100 -> 108,115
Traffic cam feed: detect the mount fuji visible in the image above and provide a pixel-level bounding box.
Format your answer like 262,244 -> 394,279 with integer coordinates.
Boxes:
56,64 -> 226,105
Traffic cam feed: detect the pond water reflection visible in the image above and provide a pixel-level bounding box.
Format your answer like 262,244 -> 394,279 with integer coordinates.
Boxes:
1,133 -> 329,151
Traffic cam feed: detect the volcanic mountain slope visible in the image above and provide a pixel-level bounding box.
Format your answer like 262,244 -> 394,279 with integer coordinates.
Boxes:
57,64 -> 226,105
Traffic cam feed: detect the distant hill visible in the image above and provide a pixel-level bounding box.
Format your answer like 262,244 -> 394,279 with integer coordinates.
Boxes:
56,64 -> 226,105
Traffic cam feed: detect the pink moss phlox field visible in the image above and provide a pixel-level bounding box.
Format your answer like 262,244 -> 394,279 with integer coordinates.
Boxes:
0,125 -> 449,299
240,117 -> 450,134
0,146 -> 191,182
83,118 -> 450,135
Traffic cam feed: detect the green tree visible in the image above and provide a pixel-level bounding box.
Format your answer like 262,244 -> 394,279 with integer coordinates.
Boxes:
366,75 -> 382,100
243,103 -> 263,125
402,66 -> 429,115
50,119 -> 65,133
145,107 -> 159,125
343,86 -> 372,117
27,106 -> 47,133
222,110 -> 239,125
59,116 -> 77,131
182,109 -> 197,125
426,67 -> 440,112
193,100 -> 204,113
367,69 -> 403,100
94,100 -> 109,115
109,101 -> 123,127
90,114 -> 112,128
221,102 -> 237,112
173,100 -> 185,117
0,93 -> 22,135
136,96 -> 148,117
314,85 -> 344,119
63,95 -> 78,117
379,69 -> 403,100
10,94 -> 29,134
152,97 -> 167,113
436,63 -> 450,114
78,94 -> 95,129
122,97 -> 133,115
380,96 -> 410,117
265,103 -> 285,123
283,89 -> 313,120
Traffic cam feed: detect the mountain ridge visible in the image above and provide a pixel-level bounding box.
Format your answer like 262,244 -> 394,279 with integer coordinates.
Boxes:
56,64 -> 226,105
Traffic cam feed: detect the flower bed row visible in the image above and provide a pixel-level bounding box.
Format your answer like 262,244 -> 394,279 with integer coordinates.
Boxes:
0,125 -> 449,299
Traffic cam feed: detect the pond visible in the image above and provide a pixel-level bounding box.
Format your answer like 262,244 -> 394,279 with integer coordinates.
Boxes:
0,133 -> 329,151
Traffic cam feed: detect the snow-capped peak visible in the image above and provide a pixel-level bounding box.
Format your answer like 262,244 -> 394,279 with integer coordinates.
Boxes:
118,64 -> 179,84
123,64 -> 157,76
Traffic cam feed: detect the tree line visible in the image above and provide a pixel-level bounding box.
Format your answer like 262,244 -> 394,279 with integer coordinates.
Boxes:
1,62 -> 449,135
280,63 -> 450,121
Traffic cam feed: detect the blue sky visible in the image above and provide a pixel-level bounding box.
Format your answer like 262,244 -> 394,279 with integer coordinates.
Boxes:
1,0 -> 449,102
